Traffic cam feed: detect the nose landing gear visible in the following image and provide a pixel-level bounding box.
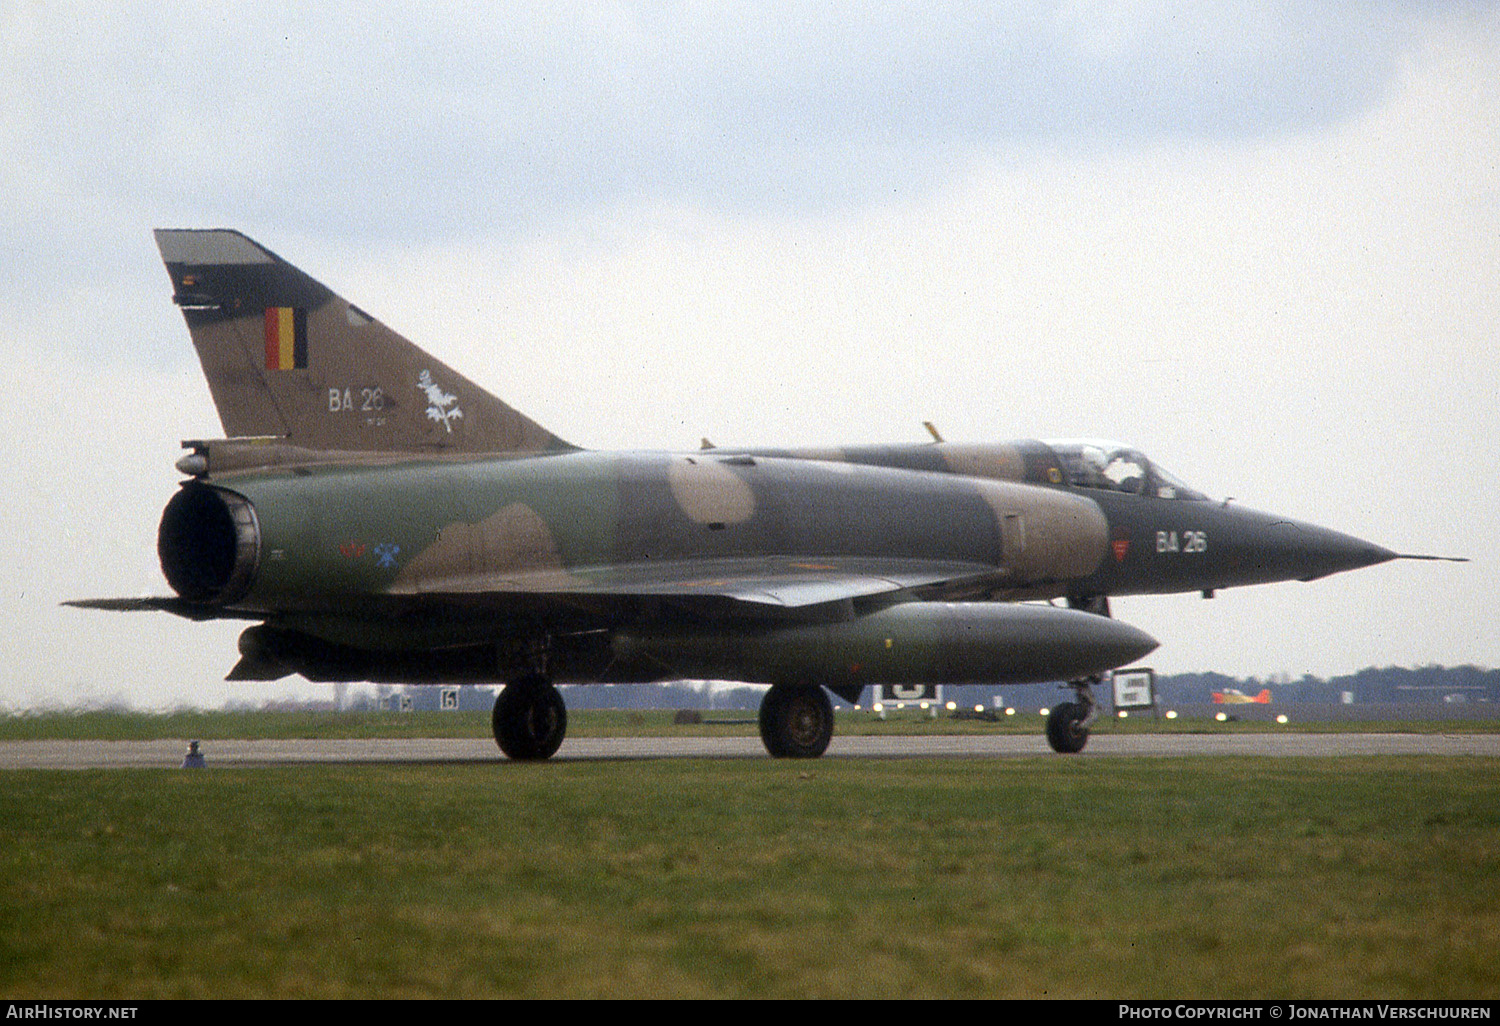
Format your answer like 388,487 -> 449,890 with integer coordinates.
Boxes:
1046,675 -> 1100,754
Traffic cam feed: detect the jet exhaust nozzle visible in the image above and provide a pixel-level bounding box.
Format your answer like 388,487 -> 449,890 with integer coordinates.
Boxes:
158,483 -> 260,605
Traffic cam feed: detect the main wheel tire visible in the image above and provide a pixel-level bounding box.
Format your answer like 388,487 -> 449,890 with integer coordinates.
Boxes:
758,683 -> 834,759
1045,701 -> 1090,754
493,676 -> 567,761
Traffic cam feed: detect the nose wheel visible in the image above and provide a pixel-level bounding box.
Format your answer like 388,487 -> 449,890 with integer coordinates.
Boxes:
1046,676 -> 1100,754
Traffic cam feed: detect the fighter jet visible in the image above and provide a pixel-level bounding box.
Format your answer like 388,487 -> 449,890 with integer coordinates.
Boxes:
69,230 -> 1448,758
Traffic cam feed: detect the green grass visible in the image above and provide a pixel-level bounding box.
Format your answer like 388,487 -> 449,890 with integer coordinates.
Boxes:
2,758 -> 1498,998
0,706 -> 1494,741
0,709 -> 497,741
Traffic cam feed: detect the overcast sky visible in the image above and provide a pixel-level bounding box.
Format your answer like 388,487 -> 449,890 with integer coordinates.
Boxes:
3,3 -> 1496,710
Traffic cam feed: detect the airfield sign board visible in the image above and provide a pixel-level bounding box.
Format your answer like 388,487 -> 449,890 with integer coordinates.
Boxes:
1112,668 -> 1156,711
875,684 -> 942,707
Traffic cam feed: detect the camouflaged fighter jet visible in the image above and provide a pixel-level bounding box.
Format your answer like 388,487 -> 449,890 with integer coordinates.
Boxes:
70,230 -> 1447,758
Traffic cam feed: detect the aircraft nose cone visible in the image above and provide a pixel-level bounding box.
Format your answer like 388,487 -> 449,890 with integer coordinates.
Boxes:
1273,521 -> 1397,582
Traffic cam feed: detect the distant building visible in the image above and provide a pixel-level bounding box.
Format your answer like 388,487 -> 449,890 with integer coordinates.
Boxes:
385,685 -> 498,712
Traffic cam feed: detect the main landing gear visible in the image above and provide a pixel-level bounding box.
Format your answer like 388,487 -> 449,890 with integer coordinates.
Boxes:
492,674 -> 567,761
490,675 -> 839,761
758,683 -> 834,759
1045,675 -> 1100,754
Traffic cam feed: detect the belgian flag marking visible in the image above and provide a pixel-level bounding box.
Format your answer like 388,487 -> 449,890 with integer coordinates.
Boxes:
263,307 -> 308,370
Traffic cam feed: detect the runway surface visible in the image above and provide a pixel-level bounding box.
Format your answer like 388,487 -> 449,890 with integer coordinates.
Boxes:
3,731 -> 1498,768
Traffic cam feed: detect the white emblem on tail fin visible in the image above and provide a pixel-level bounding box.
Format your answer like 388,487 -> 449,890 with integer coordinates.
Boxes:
418,370 -> 464,432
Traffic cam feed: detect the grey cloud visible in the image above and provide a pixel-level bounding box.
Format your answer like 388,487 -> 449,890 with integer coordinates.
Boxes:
4,3 -> 1468,248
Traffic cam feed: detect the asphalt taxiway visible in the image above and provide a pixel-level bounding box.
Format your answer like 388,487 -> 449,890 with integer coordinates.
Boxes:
2,732 -> 1497,769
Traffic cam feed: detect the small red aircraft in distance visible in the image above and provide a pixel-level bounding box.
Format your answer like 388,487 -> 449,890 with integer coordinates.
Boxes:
1213,688 -> 1272,705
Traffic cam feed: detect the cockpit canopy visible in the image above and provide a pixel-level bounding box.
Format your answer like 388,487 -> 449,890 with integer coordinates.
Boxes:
1042,440 -> 1208,502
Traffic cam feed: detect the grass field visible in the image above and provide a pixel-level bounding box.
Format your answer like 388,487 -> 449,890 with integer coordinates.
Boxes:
3,755 -> 1498,998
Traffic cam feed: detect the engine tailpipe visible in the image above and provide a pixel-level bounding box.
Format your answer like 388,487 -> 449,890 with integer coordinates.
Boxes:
158,483 -> 260,605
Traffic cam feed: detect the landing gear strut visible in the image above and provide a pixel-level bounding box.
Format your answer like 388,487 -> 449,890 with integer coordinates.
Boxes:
758,683 -> 834,758
1046,675 -> 1100,754
492,674 -> 567,761
1051,594 -> 1111,754
1068,593 -> 1111,618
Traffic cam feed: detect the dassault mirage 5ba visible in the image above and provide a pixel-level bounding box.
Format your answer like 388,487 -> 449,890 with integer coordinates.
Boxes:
70,230 -> 1444,758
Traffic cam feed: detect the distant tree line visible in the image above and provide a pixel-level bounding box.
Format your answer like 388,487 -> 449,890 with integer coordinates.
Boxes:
333,665 -> 1500,713
569,665 -> 1500,710
1154,665 -> 1500,706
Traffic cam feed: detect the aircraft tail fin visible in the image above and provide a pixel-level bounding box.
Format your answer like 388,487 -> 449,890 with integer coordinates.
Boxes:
154,229 -> 573,455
